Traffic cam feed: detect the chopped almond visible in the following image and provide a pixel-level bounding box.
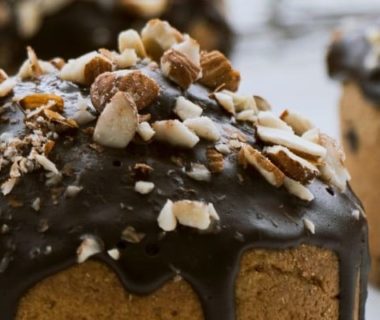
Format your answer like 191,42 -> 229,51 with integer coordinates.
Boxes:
184,116 -> 220,141
280,109 -> 315,135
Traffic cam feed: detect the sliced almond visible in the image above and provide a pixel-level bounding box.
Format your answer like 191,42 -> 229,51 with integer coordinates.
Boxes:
173,200 -> 219,230
214,91 -> 235,115
303,218 -> 315,234
60,51 -> 112,85
199,50 -> 240,92
0,78 -> 16,98
137,121 -> 156,141
157,199 -> 176,231
184,116 -> 220,141
256,126 -> 327,160
90,70 -> 159,112
239,144 -> 285,187
161,49 -> 201,89
174,96 -> 203,120
264,145 -> 319,184
280,109 -> 315,135
118,29 -> 147,57
284,177 -> 314,202
77,235 -> 103,263
141,19 -> 183,61
93,92 -> 138,148
19,93 -> 64,112
258,111 -> 293,132
152,119 -> 199,148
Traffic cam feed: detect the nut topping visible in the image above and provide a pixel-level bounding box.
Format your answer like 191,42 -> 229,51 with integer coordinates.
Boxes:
60,51 -> 112,85
239,144 -> 285,187
19,93 -> 64,112
280,109 -> 315,135
199,50 -> 240,92
258,111 -> 293,132
93,92 -> 138,148
174,96 -> 203,120
0,78 -> 16,98
118,29 -> 147,57
137,121 -> 156,141
91,70 -> 159,112
161,49 -> 201,89
206,148 -> 224,173
77,235 -> 103,264
184,116 -> 220,141
0,69 -> 8,83
283,177 -> 314,202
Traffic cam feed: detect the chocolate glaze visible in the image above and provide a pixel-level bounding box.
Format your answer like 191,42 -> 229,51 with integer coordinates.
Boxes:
0,0 -> 233,72
327,24 -> 380,104
0,64 -> 369,319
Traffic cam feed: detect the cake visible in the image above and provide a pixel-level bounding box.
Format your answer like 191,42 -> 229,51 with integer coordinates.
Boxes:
0,0 -> 233,72
0,19 -> 369,320
327,24 -> 380,286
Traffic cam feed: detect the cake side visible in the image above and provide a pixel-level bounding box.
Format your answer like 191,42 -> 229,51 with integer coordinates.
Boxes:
0,19 -> 369,320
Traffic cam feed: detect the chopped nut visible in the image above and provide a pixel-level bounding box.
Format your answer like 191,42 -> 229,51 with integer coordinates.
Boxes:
72,99 -> 96,126
107,248 -> 120,260
352,209 -> 360,221
50,57 -> 66,70
134,181 -> 155,194
152,119 -> 199,148
65,185 -> 83,198
18,48 -> 56,80
264,145 -> 319,184
19,93 -> 64,112
184,116 -> 220,141
31,197 -> 41,211
172,35 -> 201,74
186,163 -> 211,182
303,218 -> 315,234
0,69 -> 8,83
318,133 -> 350,192
302,128 -> 320,144
174,96 -> 203,120
141,19 -> 183,61
214,91 -> 235,114
239,144 -> 285,187
157,199 -> 177,231
215,143 -> 231,155
100,48 -> 138,69
206,148 -> 224,173
283,177 -> 314,202
33,153 -> 59,174
199,50 -> 240,92
93,92 -> 138,149
77,235 -> 103,263
122,226 -> 146,243
43,109 -> 78,128
118,29 -> 147,57
0,78 -> 16,98
26,46 -> 43,77
280,109 -> 315,135
236,109 -> 257,122
256,126 -> 327,160
258,111 -> 293,132
137,121 -> 156,141
161,49 -> 201,89
90,70 -> 159,112
1,177 -> 18,195
232,93 -> 258,113
60,51 -> 112,85
254,95 -> 272,111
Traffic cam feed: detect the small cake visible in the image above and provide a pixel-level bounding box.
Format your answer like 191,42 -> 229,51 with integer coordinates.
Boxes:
327,24 -> 380,286
0,0 -> 233,71
1,19 -> 369,320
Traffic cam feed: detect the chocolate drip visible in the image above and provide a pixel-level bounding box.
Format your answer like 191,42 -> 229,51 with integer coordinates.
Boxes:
327,24 -> 380,104
0,65 -> 369,319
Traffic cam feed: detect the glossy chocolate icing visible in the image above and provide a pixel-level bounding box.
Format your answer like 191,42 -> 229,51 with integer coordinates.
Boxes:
0,0 -> 233,72
0,64 -> 369,320
327,24 -> 380,104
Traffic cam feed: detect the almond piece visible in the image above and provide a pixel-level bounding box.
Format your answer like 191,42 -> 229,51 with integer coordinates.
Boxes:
264,145 -> 319,184
161,49 -> 201,89
60,51 -> 112,85
50,57 -> 66,70
93,92 -> 138,148
280,109 -> 315,135
199,50 -> 240,92
185,163 -> 211,182
172,35 -> 201,76
0,69 -> 8,83
214,91 -> 235,115
283,177 -> 314,202
77,235 -> 103,263
1,177 -> 18,196
318,133 -> 350,192
258,111 -> 293,132
152,119 -> 199,148
206,148 -> 224,173
240,144 -> 285,187
18,47 -> 57,80
0,78 -> 16,98
174,96 -> 203,120
141,19 -> 183,61
157,199 -> 177,231
91,70 -> 159,112
256,126 -> 327,160
118,29 -> 147,57
303,218 -> 315,234
137,121 -> 155,141
254,95 -> 272,111
19,93 -> 64,112
173,200 -> 219,230
184,116 -> 220,141
100,48 -> 138,69
134,181 -> 155,194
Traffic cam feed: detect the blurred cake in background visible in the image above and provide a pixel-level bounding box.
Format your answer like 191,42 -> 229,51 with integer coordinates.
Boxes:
0,0 -> 233,71
327,23 -> 380,286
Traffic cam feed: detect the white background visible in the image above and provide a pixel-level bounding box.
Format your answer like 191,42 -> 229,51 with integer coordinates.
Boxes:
226,0 -> 380,318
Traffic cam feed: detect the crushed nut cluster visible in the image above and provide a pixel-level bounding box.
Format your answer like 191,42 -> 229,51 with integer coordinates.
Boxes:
0,19 -> 354,243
